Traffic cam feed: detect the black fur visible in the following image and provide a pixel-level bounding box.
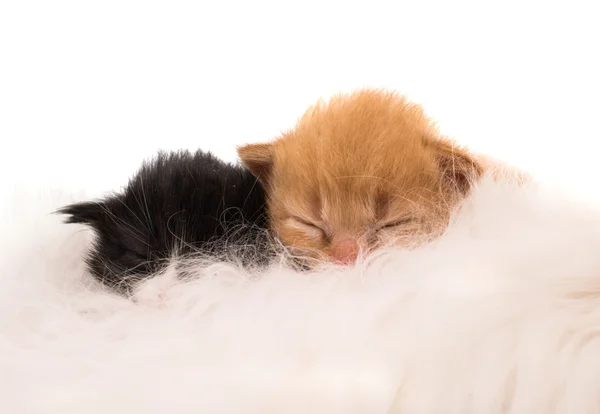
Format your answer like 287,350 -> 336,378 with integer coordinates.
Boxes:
59,150 -> 272,294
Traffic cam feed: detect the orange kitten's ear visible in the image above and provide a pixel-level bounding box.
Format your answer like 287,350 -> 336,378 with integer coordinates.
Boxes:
237,142 -> 275,183
428,139 -> 483,195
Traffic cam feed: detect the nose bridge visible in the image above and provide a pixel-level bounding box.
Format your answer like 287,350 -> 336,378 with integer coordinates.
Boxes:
328,190 -> 365,230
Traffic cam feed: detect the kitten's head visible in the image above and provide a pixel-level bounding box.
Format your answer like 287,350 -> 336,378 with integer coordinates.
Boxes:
238,89 -> 481,265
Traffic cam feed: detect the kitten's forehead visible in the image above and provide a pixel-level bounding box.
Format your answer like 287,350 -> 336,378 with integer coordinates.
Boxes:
272,91 -> 440,186
274,142 -> 438,197
272,141 -> 439,222
277,173 -> 418,224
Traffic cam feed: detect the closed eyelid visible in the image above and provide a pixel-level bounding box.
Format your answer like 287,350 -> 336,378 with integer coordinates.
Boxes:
378,217 -> 416,229
290,216 -> 319,227
288,216 -> 332,237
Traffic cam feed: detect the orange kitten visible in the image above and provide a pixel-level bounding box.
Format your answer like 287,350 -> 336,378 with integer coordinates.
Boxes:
238,89 -> 483,265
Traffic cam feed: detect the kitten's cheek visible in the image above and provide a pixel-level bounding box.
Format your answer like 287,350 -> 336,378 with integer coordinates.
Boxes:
373,231 -> 395,248
374,230 -> 416,249
276,227 -> 326,262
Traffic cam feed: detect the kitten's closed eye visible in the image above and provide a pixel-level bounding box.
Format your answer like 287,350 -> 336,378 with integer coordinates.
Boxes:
377,217 -> 416,231
289,217 -> 329,239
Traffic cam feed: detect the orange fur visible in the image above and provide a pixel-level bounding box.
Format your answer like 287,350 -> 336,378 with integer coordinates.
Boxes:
238,89 -> 484,264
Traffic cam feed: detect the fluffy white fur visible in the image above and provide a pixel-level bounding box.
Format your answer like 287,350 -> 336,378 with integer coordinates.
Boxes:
2,176 -> 600,414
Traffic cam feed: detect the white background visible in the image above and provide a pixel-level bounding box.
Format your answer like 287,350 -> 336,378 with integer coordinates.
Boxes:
1,0 -> 599,201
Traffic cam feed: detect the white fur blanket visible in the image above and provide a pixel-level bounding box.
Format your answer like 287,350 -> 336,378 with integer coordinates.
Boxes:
1,177 -> 600,414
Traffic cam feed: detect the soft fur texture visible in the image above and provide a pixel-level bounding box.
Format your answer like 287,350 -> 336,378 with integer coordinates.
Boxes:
2,175 -> 600,413
238,89 -> 483,264
58,150 -> 271,294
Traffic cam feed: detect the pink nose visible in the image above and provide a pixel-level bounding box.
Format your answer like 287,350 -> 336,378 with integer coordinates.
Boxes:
330,239 -> 359,265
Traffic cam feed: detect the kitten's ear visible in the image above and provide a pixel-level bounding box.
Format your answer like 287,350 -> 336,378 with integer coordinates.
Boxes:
428,138 -> 482,195
237,142 -> 275,183
57,201 -> 108,226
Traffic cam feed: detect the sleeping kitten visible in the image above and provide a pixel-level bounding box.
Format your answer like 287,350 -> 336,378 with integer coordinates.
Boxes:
60,150 -> 271,294
237,89 -> 483,265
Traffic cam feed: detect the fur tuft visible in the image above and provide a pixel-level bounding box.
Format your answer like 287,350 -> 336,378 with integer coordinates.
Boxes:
58,201 -> 106,224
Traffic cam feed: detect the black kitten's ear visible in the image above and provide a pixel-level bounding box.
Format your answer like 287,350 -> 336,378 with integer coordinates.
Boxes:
237,142 -> 275,184
57,201 -> 108,225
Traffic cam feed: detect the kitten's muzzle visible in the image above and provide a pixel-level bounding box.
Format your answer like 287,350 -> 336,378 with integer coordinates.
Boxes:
330,238 -> 359,265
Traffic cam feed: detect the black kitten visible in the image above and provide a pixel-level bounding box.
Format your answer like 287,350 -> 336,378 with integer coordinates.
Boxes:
59,150 -> 272,295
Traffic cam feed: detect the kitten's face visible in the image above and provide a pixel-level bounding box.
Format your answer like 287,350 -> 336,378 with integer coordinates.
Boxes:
239,89 -> 481,265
